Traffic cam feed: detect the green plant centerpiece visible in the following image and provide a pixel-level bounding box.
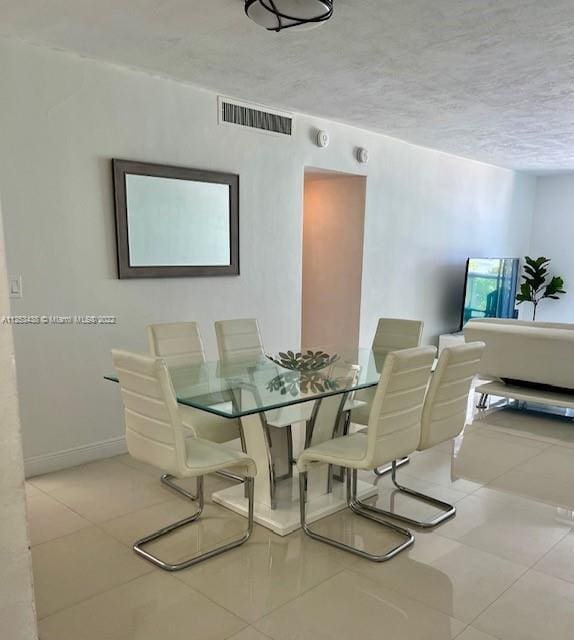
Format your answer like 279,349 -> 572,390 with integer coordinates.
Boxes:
265,350 -> 340,397
266,350 -> 339,372
266,371 -> 339,397
516,256 -> 566,321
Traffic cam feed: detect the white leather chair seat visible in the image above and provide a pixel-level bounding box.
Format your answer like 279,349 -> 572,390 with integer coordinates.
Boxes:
183,437 -> 256,477
179,405 -> 241,444
299,432 -> 368,468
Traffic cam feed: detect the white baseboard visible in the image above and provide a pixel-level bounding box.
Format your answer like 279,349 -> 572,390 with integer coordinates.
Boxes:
24,435 -> 128,478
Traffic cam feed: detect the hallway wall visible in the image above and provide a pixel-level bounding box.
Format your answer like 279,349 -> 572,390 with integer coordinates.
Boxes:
0,196 -> 38,638
302,174 -> 366,351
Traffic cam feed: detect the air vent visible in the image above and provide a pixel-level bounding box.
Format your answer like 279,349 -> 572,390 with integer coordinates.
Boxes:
218,97 -> 293,137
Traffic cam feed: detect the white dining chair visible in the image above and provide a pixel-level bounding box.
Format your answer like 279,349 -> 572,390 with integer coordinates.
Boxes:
111,349 -> 257,571
351,317 -> 424,476
304,364 -> 363,493
352,317 -> 424,425
214,318 -> 315,428
214,318 -> 265,364
147,322 -> 244,493
298,345 -> 436,562
376,341 -> 485,528
147,321 -> 205,369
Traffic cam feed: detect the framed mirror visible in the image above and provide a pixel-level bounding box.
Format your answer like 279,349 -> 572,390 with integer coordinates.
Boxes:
112,159 -> 239,278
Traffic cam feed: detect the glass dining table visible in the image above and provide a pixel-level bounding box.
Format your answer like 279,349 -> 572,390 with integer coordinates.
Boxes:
106,348 -> 388,535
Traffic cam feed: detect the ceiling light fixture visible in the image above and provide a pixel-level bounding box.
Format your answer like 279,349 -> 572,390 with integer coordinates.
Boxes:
245,0 -> 333,32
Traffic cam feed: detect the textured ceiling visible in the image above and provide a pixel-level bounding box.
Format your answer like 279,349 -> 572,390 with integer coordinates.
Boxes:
1,0 -> 574,171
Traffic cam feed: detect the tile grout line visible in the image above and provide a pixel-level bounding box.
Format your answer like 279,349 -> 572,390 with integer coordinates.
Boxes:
426,457 -> 574,623
30,460 -> 320,630
462,562 -> 529,631
452,624 -> 470,639
38,525 -> 267,630
471,401 -> 574,448
453,622 -> 505,640
252,563 -> 349,628
170,543 -> 349,629
335,507 -> 560,630
524,525 -> 573,579
341,561 -> 469,629
428,490 -> 574,567
36,566 -> 158,623
223,624 -> 275,640
472,423 -> 560,449
27,472 -> 179,535
168,569 -> 256,627
461,523 -> 574,630
391,405 -> 553,504
460,441 -> 553,502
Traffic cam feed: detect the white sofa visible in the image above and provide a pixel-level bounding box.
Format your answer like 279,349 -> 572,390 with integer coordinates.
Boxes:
463,318 -> 574,392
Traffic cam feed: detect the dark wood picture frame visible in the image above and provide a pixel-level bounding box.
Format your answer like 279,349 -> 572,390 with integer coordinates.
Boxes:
112,159 -> 239,279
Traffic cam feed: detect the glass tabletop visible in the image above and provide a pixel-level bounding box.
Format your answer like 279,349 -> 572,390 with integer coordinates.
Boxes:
106,348 -> 388,419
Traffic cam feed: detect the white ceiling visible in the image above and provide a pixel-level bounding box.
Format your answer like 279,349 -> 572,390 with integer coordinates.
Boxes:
2,0 -> 574,172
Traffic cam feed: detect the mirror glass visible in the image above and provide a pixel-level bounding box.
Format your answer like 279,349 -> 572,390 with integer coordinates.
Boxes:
125,174 -> 231,267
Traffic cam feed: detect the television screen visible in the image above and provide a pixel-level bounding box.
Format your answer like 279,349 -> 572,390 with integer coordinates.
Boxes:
460,258 -> 519,329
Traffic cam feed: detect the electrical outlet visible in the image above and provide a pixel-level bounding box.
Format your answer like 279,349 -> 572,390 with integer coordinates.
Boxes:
9,275 -> 22,298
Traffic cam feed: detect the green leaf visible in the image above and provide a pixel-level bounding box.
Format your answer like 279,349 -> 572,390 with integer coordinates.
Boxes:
516,280 -> 534,303
527,256 -> 549,268
523,265 -> 539,278
544,276 -> 566,298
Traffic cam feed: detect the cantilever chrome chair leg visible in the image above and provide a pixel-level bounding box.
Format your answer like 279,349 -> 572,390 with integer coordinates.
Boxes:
363,460 -> 455,529
135,476 -> 255,571
299,469 -> 414,562
374,455 -> 409,477
162,467 -> 245,501
161,473 -> 200,501
216,469 -> 246,483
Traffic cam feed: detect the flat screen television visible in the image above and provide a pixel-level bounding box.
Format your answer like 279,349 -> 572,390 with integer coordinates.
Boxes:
459,258 -> 520,329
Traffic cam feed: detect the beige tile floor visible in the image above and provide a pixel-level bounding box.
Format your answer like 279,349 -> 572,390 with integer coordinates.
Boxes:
26,401 -> 574,640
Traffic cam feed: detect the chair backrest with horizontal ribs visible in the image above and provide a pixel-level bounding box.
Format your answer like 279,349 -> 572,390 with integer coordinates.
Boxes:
418,341 -> 485,451
147,322 -> 205,368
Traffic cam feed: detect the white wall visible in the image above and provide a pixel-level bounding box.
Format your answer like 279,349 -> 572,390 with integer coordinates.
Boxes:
528,175 -> 574,322
0,39 -> 536,472
0,196 -> 38,638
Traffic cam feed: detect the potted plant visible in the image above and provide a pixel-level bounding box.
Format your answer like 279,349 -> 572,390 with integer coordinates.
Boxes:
516,256 -> 566,321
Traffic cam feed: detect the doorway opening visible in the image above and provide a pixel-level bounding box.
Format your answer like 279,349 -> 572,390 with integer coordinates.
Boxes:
302,168 -> 367,352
